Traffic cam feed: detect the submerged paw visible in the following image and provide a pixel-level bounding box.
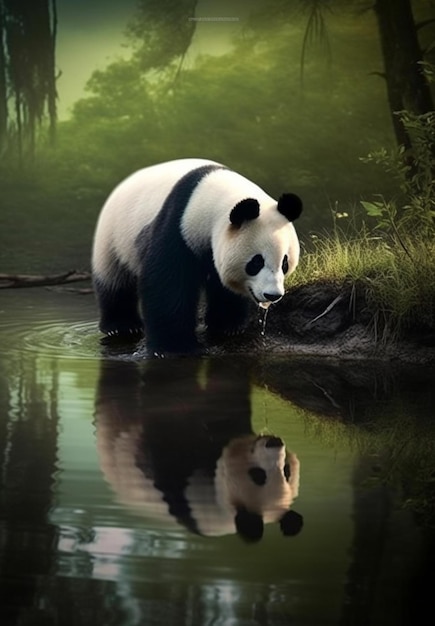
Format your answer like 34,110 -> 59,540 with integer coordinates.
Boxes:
223,326 -> 245,337
206,324 -> 246,342
102,324 -> 143,338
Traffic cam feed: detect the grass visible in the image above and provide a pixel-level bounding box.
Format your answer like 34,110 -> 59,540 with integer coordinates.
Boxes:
287,222 -> 435,342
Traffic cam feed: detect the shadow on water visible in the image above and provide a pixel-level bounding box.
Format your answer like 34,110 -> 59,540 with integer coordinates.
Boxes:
0,293 -> 435,626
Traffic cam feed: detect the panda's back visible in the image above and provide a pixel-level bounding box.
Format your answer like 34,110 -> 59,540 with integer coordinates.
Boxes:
92,158 -> 222,273
99,158 -> 221,231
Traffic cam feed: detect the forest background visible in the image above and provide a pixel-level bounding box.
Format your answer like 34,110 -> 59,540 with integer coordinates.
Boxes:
0,0 -> 434,282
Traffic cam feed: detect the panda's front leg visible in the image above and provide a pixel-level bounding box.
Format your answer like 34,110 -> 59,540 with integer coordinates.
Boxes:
138,263 -> 202,355
205,271 -> 251,340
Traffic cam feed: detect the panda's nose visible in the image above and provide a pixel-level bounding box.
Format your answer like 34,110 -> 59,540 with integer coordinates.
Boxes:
265,436 -> 284,448
263,292 -> 282,303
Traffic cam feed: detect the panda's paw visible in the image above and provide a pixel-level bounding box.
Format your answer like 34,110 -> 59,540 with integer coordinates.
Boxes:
147,341 -> 206,358
101,323 -> 143,339
206,326 -> 246,347
224,326 -> 245,337
207,323 -> 245,338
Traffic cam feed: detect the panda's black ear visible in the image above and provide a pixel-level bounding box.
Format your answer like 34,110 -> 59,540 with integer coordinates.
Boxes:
277,193 -> 303,222
279,509 -> 304,536
235,507 -> 264,542
230,198 -> 260,228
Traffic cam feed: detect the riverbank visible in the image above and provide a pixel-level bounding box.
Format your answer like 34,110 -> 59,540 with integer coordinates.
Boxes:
209,280 -> 435,365
254,228 -> 435,365
269,281 -> 435,364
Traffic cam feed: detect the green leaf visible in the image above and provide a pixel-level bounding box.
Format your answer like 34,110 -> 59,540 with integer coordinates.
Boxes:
361,201 -> 383,217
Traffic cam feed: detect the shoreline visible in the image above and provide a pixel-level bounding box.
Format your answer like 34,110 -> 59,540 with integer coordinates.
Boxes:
208,282 -> 435,365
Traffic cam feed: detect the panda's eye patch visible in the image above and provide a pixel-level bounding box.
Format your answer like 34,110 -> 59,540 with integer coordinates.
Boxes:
284,463 -> 290,481
246,254 -> 265,276
249,467 -> 267,486
282,255 -> 289,274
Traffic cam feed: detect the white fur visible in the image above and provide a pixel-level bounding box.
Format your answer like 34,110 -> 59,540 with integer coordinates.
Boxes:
180,167 -> 300,303
214,436 -> 300,528
92,158 -> 300,305
97,425 -> 300,537
92,158 -> 218,280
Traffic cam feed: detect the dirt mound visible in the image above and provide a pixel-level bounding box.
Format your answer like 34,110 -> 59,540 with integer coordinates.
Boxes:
212,282 -> 435,365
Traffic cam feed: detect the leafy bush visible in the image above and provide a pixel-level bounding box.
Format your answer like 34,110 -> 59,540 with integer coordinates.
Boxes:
360,110 -> 435,242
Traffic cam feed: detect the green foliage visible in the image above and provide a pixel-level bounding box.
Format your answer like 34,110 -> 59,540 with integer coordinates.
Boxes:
33,7 -> 392,230
0,0 -> 427,275
126,0 -> 198,72
361,110 -> 435,239
298,0 -> 333,87
290,221 -> 435,342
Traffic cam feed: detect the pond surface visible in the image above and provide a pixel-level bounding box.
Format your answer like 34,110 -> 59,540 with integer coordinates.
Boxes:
1,289 -> 434,626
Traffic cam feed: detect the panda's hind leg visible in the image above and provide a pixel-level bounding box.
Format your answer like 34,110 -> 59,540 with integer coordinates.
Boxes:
93,262 -> 143,338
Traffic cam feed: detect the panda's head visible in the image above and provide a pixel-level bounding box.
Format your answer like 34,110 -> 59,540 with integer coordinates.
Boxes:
214,193 -> 303,308
214,434 -> 303,542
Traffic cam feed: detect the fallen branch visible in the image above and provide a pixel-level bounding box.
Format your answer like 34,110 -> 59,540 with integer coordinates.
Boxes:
0,270 -> 91,289
46,286 -> 94,295
305,294 -> 344,328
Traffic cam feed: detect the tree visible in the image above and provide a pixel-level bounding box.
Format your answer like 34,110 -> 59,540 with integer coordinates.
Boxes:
0,0 -> 58,162
299,0 -> 434,150
373,0 -> 434,150
127,0 -> 198,78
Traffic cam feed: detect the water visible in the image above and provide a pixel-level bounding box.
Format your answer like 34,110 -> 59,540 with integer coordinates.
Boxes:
258,305 -> 269,337
0,289 -> 434,626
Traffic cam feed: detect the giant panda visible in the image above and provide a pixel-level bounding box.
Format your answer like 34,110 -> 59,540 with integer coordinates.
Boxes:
92,158 -> 303,354
96,358 -> 303,542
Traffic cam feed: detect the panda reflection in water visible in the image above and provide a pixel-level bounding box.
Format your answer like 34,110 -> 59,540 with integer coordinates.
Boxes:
96,359 -> 303,541
91,158 -> 303,354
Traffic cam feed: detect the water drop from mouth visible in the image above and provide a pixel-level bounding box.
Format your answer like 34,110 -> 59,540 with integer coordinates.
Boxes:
258,304 -> 270,337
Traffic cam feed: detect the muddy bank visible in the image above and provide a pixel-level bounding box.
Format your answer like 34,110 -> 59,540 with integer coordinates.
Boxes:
208,282 -> 435,365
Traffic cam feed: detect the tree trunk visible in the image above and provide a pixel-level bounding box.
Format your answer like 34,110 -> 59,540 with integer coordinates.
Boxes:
1,0 -> 58,161
0,7 -> 7,153
374,0 -> 434,148
47,0 -> 58,145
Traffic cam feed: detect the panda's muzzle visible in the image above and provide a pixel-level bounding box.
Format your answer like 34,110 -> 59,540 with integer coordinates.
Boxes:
249,288 -> 283,307
255,434 -> 284,448
265,436 -> 284,448
264,292 -> 282,303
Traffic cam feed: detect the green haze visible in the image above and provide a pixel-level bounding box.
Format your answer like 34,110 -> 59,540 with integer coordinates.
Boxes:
0,0 -> 434,272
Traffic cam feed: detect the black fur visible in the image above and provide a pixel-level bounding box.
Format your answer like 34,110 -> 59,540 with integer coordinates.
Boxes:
235,507 -> 264,542
135,164 -> 251,353
277,193 -> 303,222
94,256 -> 143,336
246,254 -> 265,276
94,166 -> 301,353
279,510 -> 304,536
96,358 -> 303,540
136,164 -> 225,353
204,266 -> 251,341
94,165 -> 223,348
248,467 -> 267,486
229,198 -> 260,227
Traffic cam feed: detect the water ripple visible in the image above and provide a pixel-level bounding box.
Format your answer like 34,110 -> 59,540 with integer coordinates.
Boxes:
19,319 -> 101,359
0,299 -> 102,360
